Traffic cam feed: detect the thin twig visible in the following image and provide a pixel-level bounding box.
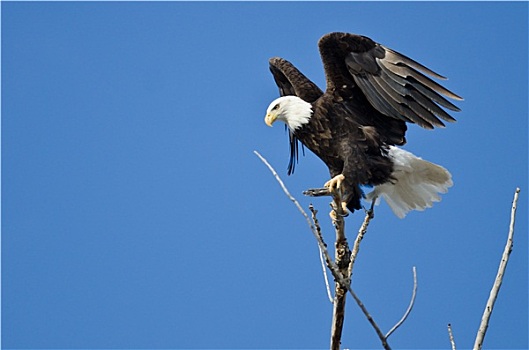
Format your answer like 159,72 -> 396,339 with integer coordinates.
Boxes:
385,266 -> 418,338
473,187 -> 520,350
447,323 -> 456,350
346,284 -> 391,350
348,209 -> 374,279
310,205 -> 334,304
309,205 -> 327,250
255,150 -> 390,350
318,246 -> 334,304
254,151 -> 342,282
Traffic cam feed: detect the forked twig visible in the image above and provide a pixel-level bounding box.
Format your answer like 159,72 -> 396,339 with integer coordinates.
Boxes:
473,187 -> 520,350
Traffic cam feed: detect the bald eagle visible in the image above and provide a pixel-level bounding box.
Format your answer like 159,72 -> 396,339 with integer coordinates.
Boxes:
264,32 -> 462,218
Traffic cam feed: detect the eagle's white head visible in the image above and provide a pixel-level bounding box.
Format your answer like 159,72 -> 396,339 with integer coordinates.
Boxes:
264,96 -> 313,131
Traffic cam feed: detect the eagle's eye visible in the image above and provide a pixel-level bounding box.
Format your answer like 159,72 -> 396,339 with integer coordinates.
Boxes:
272,103 -> 280,111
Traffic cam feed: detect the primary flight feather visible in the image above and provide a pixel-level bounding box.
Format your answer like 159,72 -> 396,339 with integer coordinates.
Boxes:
264,32 -> 462,218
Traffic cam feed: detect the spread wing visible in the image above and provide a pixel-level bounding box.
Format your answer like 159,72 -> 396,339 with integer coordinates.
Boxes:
269,57 -> 324,175
318,32 -> 462,129
269,57 -> 323,102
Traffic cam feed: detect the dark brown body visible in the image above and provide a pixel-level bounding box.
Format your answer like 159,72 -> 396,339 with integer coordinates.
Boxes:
295,94 -> 405,210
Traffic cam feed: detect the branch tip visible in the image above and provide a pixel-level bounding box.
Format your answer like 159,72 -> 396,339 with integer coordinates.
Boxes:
473,187 -> 520,350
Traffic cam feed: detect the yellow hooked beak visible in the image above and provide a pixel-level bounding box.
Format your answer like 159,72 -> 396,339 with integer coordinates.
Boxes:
264,112 -> 277,127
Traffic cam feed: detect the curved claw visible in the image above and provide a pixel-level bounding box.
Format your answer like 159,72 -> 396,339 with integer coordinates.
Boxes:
329,200 -> 350,220
340,201 -> 349,216
324,174 -> 345,193
329,206 -> 349,221
325,174 -> 349,219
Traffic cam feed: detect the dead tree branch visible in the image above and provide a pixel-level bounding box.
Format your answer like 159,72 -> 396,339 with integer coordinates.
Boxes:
310,205 -> 334,303
448,323 -> 456,350
385,266 -> 418,339
255,150 -> 390,350
473,187 -> 520,350
254,151 -> 349,291
330,194 -> 351,350
346,285 -> 390,349
253,151 -> 342,282
348,209 -> 375,279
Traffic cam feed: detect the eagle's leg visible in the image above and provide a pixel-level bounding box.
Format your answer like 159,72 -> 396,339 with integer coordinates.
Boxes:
363,197 -> 376,219
324,174 -> 349,218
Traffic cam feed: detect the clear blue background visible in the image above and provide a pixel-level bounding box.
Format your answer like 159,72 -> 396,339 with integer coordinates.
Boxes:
2,2 -> 527,349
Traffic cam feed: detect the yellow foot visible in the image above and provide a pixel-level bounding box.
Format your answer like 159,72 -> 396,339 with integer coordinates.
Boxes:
329,201 -> 349,220
324,174 -> 345,193
341,201 -> 349,214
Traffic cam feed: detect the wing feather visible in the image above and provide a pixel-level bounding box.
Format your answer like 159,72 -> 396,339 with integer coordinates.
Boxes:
375,61 -> 457,124
367,74 -> 438,128
353,75 -> 404,121
269,57 -> 323,102
378,59 -> 462,102
318,32 -> 462,129
369,74 -> 448,128
377,61 -> 460,112
382,47 -> 447,80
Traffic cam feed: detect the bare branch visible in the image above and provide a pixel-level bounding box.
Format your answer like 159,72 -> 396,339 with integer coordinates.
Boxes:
329,191 -> 351,350
254,151 -> 329,255
254,151 -> 344,283
385,266 -> 418,338
447,323 -> 456,350
346,285 -> 391,350
330,200 -> 348,348
255,150 -> 390,350
473,187 -> 520,350
318,246 -> 334,304
310,205 -> 334,304
348,209 -> 374,279
330,287 -> 347,350
309,205 -> 327,250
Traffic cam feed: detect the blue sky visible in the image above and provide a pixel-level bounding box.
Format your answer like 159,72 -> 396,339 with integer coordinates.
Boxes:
2,2 -> 527,349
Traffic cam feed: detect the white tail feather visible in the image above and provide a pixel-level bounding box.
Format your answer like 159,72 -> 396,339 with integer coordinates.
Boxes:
365,147 -> 453,218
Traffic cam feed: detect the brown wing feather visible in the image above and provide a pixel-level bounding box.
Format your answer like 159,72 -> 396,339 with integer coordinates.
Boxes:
318,32 -> 461,129
269,57 -> 323,102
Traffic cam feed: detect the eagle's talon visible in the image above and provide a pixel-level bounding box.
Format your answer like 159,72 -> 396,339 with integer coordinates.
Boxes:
337,210 -> 349,218
340,201 -> 349,217
330,209 -> 349,221
324,174 -> 345,193
329,200 -> 349,219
